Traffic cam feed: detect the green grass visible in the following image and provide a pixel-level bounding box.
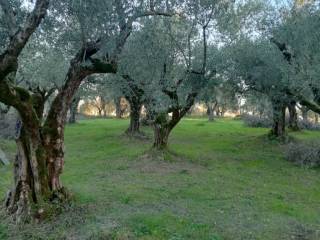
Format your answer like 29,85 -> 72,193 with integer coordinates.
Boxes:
1,118 -> 320,240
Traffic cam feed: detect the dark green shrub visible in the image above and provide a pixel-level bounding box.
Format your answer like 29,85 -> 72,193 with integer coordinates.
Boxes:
242,114 -> 272,128
285,141 -> 320,168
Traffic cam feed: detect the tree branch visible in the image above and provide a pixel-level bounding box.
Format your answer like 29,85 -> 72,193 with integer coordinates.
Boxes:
0,0 -> 50,81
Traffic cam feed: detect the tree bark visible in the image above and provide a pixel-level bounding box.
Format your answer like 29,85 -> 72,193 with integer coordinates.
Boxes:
115,97 -> 123,118
288,101 -> 299,131
68,97 -> 80,124
270,99 -> 286,139
4,93 -> 67,223
2,42 -> 117,222
122,75 -> 144,135
126,99 -> 142,135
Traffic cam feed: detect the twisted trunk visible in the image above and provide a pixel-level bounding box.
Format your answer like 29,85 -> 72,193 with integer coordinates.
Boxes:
153,123 -> 171,149
5,122 -> 48,223
2,43 -> 117,221
126,98 -> 142,135
152,110 -> 181,150
206,102 -> 217,121
5,102 -> 66,223
270,98 -> 286,139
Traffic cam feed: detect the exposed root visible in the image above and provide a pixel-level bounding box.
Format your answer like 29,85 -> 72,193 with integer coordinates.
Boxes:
4,186 -> 71,224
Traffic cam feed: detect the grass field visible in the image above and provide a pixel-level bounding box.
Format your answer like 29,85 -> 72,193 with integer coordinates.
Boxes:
1,118 -> 320,240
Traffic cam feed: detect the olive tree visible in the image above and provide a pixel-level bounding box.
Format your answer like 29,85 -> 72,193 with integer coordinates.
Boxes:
0,0 -> 177,222
272,3 -> 320,116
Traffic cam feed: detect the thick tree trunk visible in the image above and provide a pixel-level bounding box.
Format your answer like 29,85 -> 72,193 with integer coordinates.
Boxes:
270,99 -> 286,139
68,97 -> 80,124
152,111 -> 181,150
288,101 -> 299,131
5,118 -> 66,223
126,99 -> 142,135
153,124 -> 171,150
126,96 -> 142,136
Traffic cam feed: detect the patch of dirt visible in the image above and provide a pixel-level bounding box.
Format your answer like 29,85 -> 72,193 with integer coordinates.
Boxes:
130,149 -> 205,174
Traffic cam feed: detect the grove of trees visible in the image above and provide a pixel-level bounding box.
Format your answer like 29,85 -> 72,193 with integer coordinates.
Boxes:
0,0 -> 319,223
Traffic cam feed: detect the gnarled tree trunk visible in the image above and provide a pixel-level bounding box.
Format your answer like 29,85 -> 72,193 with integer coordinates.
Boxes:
270,99 -> 286,139
152,110 -> 181,150
5,96 -> 67,223
126,98 -> 142,135
3,41 -> 117,222
153,123 -> 171,149
206,102 -> 217,121
5,122 -> 49,223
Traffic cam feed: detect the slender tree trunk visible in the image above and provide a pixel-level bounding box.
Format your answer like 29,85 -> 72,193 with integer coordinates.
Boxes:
68,97 -> 80,124
100,96 -> 106,118
115,97 -> 123,119
270,99 -> 286,139
315,113 -> 319,124
126,99 -> 142,135
288,101 -> 299,131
